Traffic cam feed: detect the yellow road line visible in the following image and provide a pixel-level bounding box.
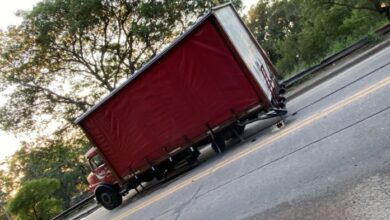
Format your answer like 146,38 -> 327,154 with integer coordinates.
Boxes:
115,77 -> 390,220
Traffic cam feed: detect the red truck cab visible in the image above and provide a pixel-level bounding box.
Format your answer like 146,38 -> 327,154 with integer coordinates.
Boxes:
85,147 -> 117,192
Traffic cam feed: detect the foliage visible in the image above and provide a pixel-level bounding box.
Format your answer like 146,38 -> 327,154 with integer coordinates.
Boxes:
0,168 -> 13,203
5,132 -> 90,208
0,0 -> 241,135
246,0 -> 389,77
6,178 -> 62,220
246,0 -> 302,66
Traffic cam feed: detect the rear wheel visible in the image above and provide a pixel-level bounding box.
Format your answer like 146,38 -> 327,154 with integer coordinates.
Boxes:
96,186 -> 122,210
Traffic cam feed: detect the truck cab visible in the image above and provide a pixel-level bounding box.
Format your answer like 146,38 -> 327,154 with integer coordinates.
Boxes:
85,147 -> 117,192
86,147 -> 125,210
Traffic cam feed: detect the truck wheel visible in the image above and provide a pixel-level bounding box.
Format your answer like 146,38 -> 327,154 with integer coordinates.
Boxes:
96,186 -> 122,210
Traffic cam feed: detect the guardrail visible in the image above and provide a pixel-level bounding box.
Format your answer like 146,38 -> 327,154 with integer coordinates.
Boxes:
52,195 -> 95,220
282,23 -> 390,88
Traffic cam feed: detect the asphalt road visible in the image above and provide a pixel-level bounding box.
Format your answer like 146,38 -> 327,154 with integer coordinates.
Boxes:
83,46 -> 390,220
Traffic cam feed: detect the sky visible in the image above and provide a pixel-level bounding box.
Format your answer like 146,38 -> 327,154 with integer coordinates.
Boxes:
0,0 -> 41,163
243,0 -> 258,12
0,0 -> 41,30
0,0 -> 258,163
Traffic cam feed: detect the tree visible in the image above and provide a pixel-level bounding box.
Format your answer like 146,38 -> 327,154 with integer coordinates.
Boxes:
296,0 -> 387,64
0,0 -> 241,135
246,0 -> 302,70
321,0 -> 390,20
0,169 -> 13,203
6,134 -> 90,208
246,0 -> 388,77
6,178 -> 62,220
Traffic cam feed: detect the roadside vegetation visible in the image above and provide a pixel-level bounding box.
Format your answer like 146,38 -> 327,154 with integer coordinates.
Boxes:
0,0 -> 388,219
246,0 -> 389,77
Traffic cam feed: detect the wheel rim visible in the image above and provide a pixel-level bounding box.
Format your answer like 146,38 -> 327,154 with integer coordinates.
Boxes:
101,192 -> 113,205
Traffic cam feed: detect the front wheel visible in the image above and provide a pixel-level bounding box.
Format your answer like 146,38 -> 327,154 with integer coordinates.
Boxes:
96,186 -> 122,210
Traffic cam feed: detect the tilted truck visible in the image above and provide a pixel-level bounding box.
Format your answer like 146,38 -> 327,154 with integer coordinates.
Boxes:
75,3 -> 287,210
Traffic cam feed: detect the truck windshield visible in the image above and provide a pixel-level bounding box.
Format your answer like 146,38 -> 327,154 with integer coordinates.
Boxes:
90,154 -> 104,170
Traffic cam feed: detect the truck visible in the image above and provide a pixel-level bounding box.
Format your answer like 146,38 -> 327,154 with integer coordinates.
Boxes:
75,3 -> 287,210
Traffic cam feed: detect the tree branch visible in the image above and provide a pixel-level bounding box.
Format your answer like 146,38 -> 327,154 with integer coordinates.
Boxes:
59,45 -> 114,91
20,81 -> 91,112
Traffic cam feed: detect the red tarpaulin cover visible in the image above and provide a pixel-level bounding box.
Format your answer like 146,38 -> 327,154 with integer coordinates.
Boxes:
81,20 -> 263,177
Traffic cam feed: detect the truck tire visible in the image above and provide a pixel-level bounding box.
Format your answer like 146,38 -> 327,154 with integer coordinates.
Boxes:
95,185 -> 122,210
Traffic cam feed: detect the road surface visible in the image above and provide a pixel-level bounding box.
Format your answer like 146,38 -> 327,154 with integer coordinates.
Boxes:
83,46 -> 390,220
